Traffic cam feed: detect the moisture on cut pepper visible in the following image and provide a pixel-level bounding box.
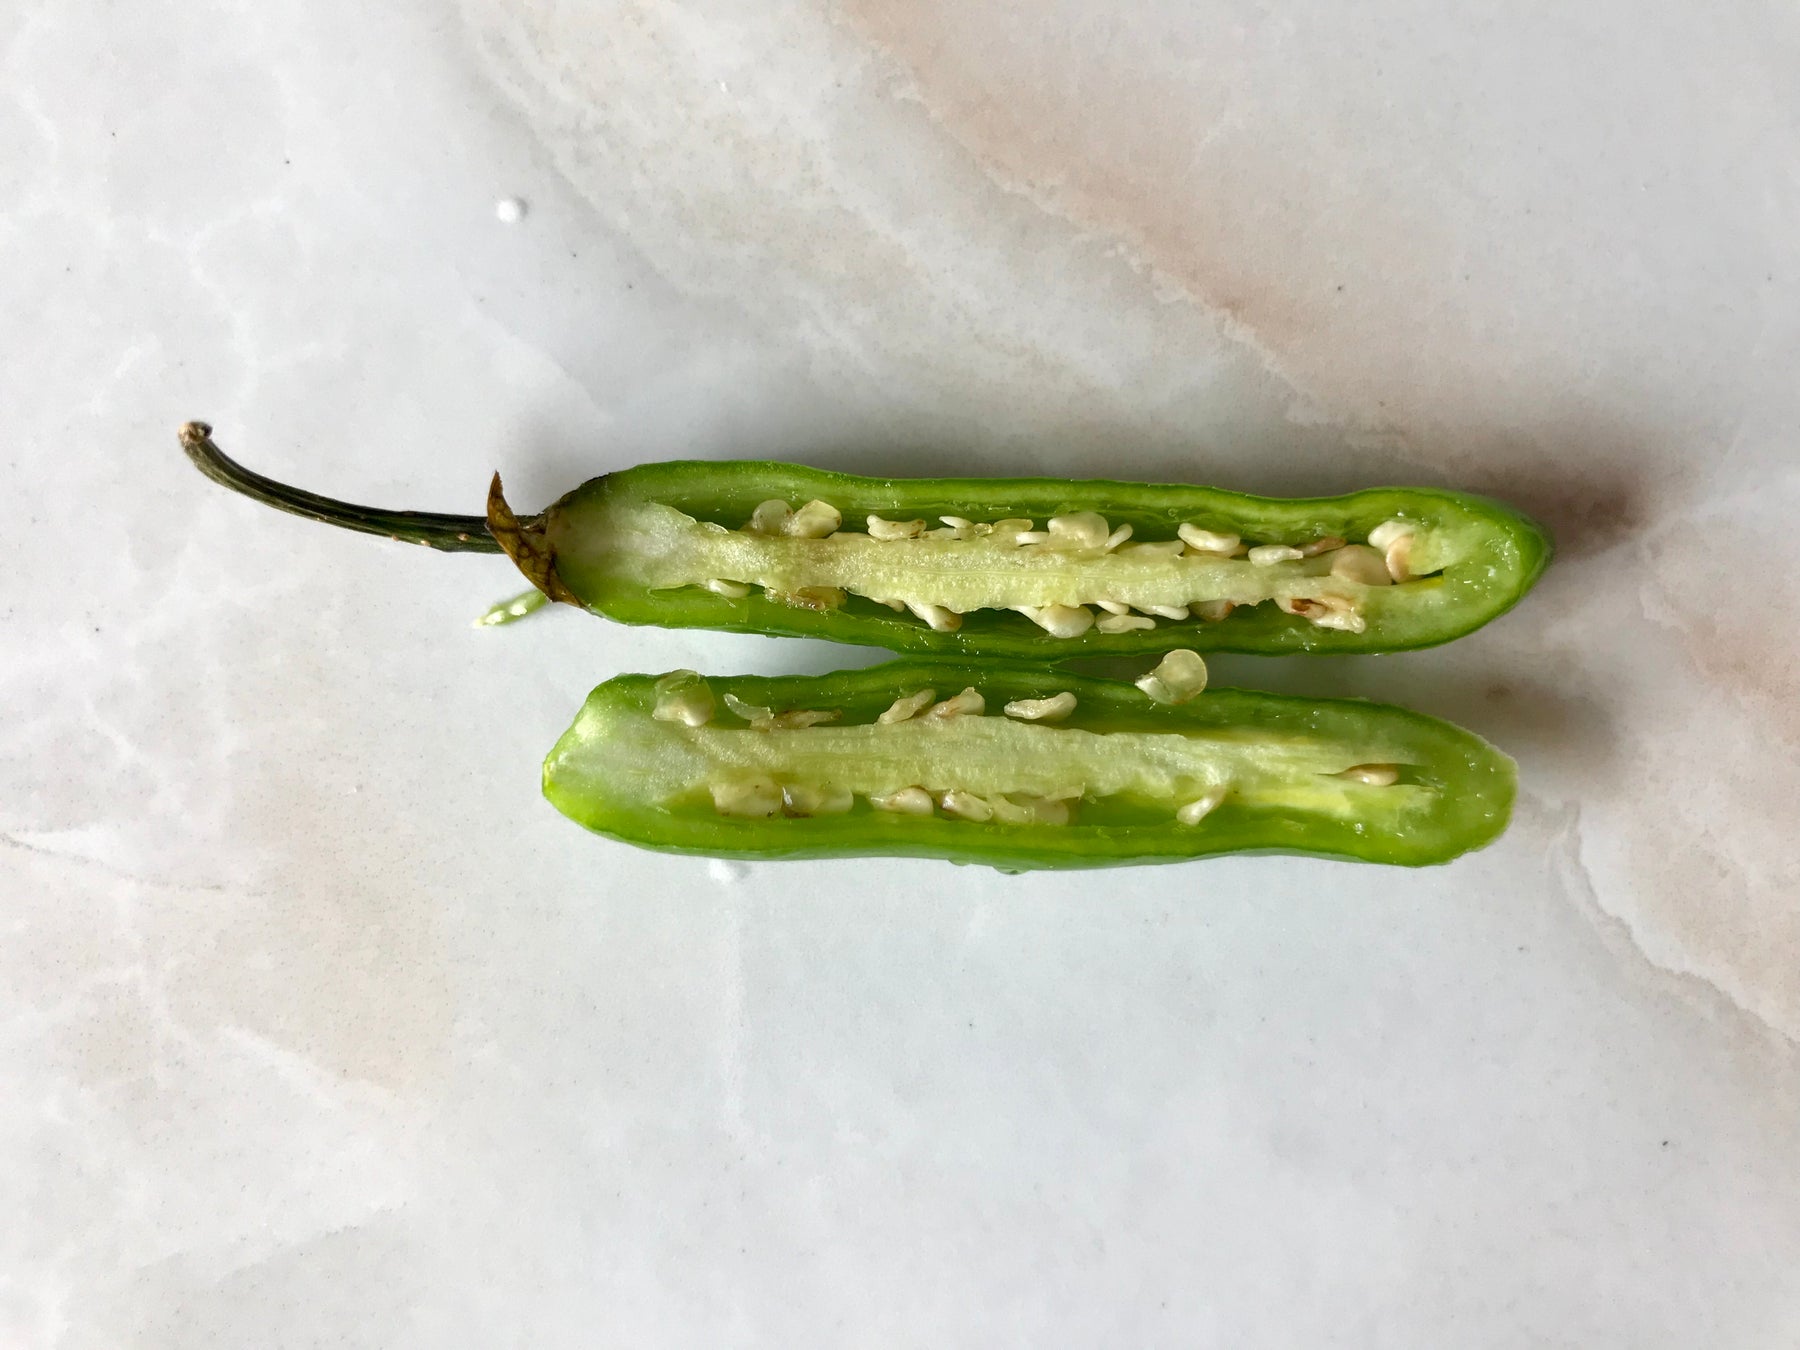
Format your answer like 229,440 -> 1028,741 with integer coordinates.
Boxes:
542,655 -> 1517,870
181,424 -> 1550,657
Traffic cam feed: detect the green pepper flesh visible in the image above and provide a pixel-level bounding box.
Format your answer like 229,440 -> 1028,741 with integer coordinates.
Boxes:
543,659 -> 1516,869
543,461 -> 1549,657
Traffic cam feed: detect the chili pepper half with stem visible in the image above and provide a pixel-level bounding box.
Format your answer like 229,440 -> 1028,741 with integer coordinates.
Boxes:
542,653 -> 1516,870
180,423 -> 1549,657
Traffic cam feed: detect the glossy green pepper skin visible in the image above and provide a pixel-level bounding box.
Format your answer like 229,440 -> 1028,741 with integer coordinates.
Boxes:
543,659 -> 1517,870
182,425 -> 1549,658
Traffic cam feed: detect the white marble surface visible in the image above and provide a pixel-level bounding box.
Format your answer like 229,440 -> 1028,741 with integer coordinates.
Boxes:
6,1 -> 1800,1344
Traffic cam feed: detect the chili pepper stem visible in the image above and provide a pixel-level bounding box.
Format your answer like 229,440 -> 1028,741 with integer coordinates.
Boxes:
178,421 -> 505,554
485,471 -> 580,605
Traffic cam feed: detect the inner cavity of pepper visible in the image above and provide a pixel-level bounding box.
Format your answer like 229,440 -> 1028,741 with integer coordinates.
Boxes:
651,675 -> 1422,826
634,500 -> 1431,637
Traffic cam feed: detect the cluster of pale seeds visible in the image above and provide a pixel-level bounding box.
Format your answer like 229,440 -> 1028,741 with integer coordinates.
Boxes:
651,656 -> 1400,830
701,501 -> 1421,637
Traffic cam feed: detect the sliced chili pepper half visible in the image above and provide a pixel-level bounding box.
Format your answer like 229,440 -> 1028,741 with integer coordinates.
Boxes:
182,424 -> 1549,657
543,657 -> 1516,870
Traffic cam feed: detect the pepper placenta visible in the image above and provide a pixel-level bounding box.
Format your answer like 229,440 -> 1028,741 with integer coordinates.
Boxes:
180,424 -> 1549,656
543,657 -> 1516,870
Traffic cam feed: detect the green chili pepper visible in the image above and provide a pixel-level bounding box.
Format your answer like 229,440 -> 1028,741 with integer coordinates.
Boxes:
543,657 -> 1516,870
181,423 -> 1548,656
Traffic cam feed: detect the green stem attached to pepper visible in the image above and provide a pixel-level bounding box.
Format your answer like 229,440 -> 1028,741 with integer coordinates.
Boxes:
180,421 -> 503,553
